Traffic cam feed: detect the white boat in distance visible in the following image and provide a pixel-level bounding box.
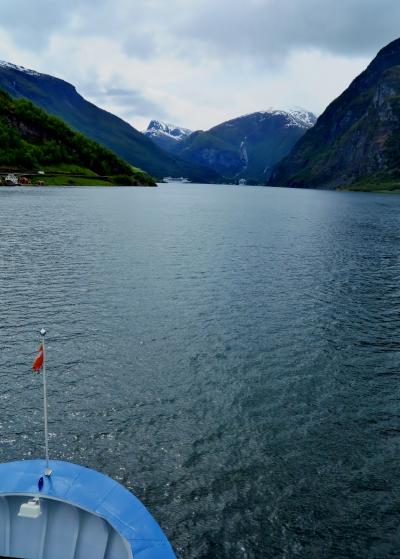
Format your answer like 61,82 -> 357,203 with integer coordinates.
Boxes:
163,176 -> 191,183
5,173 -> 18,186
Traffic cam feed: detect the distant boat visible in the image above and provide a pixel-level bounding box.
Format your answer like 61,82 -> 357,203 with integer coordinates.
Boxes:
5,173 -> 18,185
238,178 -> 247,185
163,177 -> 191,183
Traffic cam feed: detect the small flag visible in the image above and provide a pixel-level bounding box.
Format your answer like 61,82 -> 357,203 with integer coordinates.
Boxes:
32,344 -> 44,372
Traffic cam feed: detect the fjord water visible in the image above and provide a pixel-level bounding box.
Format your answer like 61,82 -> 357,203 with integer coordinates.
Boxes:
1,184 -> 400,558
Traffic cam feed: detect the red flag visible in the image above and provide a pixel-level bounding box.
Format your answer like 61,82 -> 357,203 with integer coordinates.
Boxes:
32,344 -> 44,372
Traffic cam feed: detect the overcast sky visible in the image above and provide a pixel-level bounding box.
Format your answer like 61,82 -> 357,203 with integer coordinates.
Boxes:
1,0 -> 399,131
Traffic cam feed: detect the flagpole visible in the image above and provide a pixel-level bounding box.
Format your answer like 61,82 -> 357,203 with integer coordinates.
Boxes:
40,328 -> 52,477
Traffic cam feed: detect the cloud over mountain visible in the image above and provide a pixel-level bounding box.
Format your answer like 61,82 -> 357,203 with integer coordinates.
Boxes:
0,0 -> 399,130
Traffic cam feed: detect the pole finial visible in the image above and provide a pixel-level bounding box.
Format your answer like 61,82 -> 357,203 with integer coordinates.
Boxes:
40,328 -> 46,337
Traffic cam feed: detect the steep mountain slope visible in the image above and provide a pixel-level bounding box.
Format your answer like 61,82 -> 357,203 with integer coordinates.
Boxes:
144,120 -> 192,151
271,38 -> 400,190
170,109 -> 316,183
0,61 -> 218,182
0,89 -> 155,185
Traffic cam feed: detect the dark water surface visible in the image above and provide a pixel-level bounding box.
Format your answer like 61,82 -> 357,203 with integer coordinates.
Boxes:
1,184 -> 400,558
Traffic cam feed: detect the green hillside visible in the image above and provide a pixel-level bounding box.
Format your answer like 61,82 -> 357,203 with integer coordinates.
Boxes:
0,90 -> 155,186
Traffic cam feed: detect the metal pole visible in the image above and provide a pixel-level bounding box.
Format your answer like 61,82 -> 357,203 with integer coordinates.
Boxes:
40,328 -> 52,477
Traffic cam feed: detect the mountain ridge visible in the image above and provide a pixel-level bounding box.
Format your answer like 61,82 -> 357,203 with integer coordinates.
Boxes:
0,61 -> 219,182
167,108 -> 316,183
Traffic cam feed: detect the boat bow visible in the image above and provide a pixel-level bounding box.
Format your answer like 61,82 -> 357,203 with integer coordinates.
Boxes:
0,459 -> 175,559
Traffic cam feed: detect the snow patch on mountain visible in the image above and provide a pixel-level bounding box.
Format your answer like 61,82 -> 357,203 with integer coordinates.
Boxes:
271,107 -> 317,128
0,60 -> 43,78
145,120 -> 192,142
239,107 -> 317,129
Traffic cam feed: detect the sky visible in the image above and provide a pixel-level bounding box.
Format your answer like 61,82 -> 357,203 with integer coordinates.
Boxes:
0,0 -> 400,131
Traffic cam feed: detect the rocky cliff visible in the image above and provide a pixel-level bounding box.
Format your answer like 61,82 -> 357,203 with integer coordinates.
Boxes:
271,38 -> 400,190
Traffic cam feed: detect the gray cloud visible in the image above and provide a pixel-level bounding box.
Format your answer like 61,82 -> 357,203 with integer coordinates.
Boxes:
0,0 -> 93,49
174,0 -> 400,63
1,0 -> 400,62
0,0 -> 399,130
86,84 -> 167,118
123,31 -> 157,59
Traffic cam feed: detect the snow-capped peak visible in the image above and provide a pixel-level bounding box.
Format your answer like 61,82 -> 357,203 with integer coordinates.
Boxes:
235,107 -> 317,129
0,60 -> 43,78
144,120 -> 192,142
260,107 -> 317,128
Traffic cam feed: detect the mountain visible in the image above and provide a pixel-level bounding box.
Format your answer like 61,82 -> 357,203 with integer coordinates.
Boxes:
0,89 -> 155,185
144,120 -> 192,151
271,38 -> 400,190
166,109 -> 316,183
0,61 -> 218,182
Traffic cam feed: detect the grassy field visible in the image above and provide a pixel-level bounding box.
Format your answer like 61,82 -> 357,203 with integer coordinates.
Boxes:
0,162 -> 157,187
343,176 -> 400,192
43,164 -> 98,176
41,175 -> 114,186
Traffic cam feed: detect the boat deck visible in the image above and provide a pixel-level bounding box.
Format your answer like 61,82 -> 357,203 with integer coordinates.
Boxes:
0,460 -> 175,559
